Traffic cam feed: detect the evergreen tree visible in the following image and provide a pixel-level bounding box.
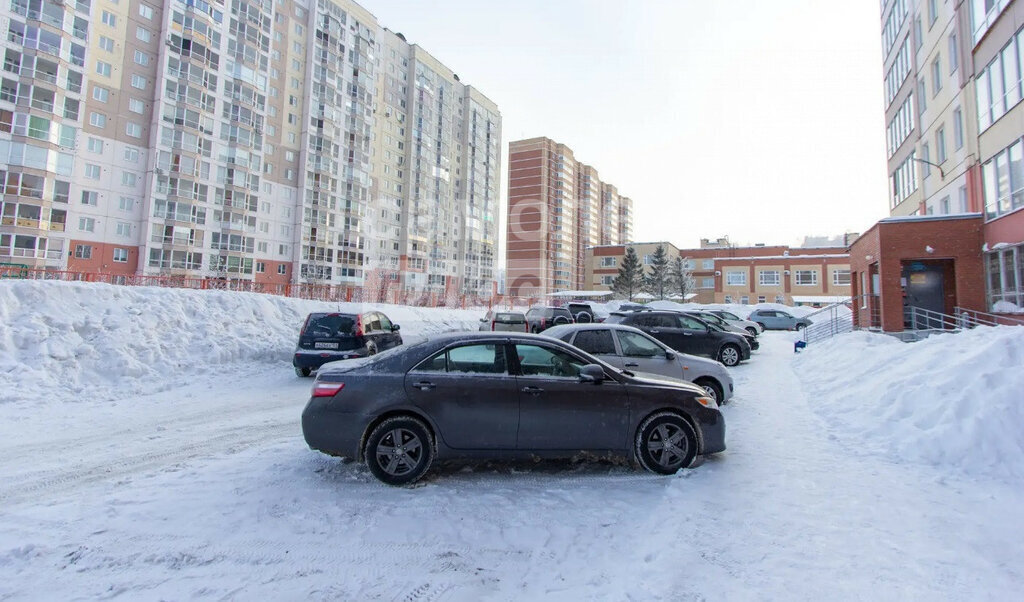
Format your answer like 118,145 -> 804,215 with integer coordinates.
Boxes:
669,256 -> 696,301
612,247 -> 644,301
643,245 -> 671,300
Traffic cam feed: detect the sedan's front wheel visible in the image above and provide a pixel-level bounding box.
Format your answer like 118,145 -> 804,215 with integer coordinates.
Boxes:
635,412 -> 698,475
693,377 -> 723,405
364,416 -> 434,486
718,344 -> 741,367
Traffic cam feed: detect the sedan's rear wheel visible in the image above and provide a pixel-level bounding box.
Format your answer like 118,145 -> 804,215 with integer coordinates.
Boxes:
795,323 -> 806,331
295,366 -> 312,377
635,412 -> 698,475
693,377 -> 723,405
365,416 -> 434,486
745,326 -> 758,337
718,344 -> 741,367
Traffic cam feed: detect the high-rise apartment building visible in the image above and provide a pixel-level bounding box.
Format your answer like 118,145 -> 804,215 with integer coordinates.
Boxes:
0,0 -> 500,297
878,1 -> 1024,311
506,136 -> 634,296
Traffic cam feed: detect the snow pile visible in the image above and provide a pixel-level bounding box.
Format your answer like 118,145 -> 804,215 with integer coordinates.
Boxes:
0,280 -> 481,405
795,327 -> 1024,480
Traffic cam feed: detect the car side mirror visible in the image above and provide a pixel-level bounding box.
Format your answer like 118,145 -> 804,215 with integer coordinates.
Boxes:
665,352 -> 675,360
578,364 -> 606,384
479,318 -> 487,322
392,324 -> 401,331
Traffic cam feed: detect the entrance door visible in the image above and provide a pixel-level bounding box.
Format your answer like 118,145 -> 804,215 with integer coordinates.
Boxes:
903,262 -> 945,328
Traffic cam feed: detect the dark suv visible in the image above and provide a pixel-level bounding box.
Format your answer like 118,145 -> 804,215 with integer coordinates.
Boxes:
525,306 -> 575,333
606,311 -> 750,366
566,302 -> 598,323
293,311 -> 402,376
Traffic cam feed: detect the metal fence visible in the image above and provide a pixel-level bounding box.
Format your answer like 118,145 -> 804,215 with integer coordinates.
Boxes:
0,266 -> 539,310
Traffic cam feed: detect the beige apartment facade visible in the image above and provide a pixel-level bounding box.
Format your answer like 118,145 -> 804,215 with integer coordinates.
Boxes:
0,0 -> 501,296
506,137 -> 633,297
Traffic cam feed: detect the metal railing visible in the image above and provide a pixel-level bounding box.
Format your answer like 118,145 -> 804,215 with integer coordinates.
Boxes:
954,306 -> 1024,328
801,295 -> 881,344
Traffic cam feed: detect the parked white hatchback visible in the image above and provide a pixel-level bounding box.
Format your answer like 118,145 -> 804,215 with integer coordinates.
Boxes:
543,323 -> 735,405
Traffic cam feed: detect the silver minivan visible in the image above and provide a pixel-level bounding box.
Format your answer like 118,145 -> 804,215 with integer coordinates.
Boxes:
543,323 -> 735,405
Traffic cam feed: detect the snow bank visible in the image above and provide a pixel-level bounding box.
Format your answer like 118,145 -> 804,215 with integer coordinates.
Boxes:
795,327 -> 1024,481
0,280 -> 481,405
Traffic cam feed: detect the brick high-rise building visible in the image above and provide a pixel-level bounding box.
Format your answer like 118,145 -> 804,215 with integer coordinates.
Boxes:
506,137 -> 634,297
0,0 -> 500,297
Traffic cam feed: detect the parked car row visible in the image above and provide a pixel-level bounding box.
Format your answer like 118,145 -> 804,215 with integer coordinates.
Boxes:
294,302 -> 792,485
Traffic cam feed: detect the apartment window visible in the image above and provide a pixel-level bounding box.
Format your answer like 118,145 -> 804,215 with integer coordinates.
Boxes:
78,217 -> 95,232
922,142 -> 931,177
940,196 -> 951,214
981,138 -> 1024,218
600,275 -> 614,286
928,0 -> 937,26
702,259 -> 714,269
949,32 -> 959,74
81,190 -> 98,205
85,164 -> 101,180
121,172 -> 137,187
112,248 -> 128,262
914,16 -> 923,51
758,270 -> 780,286
918,78 -> 927,113
131,75 -> 146,90
775,294 -> 786,304
128,98 -> 144,114
740,296 -> 749,305
959,185 -> 969,212
115,222 -> 131,237
118,196 -> 135,211
757,296 -> 766,303
700,277 -> 715,289
277,264 -> 287,275
257,242 -> 268,253
600,257 -> 617,267
95,61 -> 111,77
92,86 -> 109,102
74,244 -> 92,259
101,11 -> 116,26
136,27 -> 151,43
932,57 -> 942,96
133,51 -> 149,66
256,262 -> 266,273
139,4 -> 154,19
724,295 -> 733,304
832,270 -> 852,286
123,147 -> 140,163
953,107 -> 964,149
125,122 -> 142,138
87,137 -> 103,153
98,36 -> 114,52
726,271 -> 747,286
795,270 -> 818,285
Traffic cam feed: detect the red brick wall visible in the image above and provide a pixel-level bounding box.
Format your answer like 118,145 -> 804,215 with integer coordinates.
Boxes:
66,240 -> 139,275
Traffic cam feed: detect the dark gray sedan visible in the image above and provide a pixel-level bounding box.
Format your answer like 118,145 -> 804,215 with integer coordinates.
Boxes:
302,332 -> 726,485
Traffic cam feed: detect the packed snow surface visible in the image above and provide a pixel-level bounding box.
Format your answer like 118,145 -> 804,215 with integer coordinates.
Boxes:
1,281 -> 1023,598
796,327 -> 1024,481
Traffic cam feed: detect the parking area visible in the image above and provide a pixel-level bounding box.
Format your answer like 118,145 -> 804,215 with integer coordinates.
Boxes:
2,332 -> 1021,599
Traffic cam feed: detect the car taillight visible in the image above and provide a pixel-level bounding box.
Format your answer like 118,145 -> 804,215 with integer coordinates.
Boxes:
312,382 -> 345,398
491,320 -> 496,331
354,314 -> 363,337
524,323 -> 529,332
540,318 -> 547,329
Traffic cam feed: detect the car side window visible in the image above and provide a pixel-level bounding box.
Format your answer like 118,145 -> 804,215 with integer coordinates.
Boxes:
369,313 -> 382,332
378,314 -> 393,330
778,312 -> 792,319
572,329 -> 616,355
514,344 -> 587,378
415,344 -> 507,374
634,315 -> 659,328
678,315 -> 706,330
616,331 -> 666,358
656,314 -> 680,328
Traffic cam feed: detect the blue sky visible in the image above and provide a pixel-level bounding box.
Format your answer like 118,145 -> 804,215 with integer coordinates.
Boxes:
363,0 -> 889,248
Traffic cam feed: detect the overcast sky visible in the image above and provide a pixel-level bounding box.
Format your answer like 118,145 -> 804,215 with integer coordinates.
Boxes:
363,0 -> 889,249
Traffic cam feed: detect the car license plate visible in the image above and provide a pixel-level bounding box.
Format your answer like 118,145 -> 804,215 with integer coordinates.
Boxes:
314,342 -> 339,349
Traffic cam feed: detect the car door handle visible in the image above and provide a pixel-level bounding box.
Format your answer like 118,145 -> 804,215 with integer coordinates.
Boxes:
650,329 -> 660,334
624,362 -> 639,367
683,332 -> 692,336
413,381 -> 436,391
521,386 -> 544,396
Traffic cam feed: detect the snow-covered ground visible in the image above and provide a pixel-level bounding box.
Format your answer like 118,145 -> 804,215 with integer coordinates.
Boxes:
2,281 -> 1023,599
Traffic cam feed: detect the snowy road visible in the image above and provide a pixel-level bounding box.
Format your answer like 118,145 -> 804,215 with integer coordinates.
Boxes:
2,333 -> 1022,599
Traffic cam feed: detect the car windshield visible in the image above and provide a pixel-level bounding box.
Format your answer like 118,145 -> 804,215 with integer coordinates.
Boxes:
718,311 -> 740,320
304,314 -> 356,336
